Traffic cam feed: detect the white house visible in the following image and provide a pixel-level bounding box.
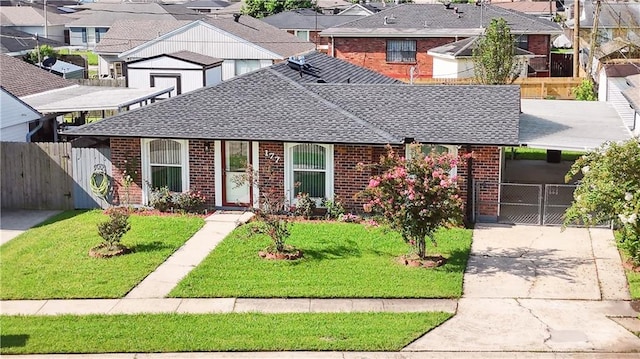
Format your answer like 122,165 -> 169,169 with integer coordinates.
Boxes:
94,15 -> 315,80
126,51 -> 223,98
598,63 -> 640,135
0,6 -> 70,45
0,88 -> 43,142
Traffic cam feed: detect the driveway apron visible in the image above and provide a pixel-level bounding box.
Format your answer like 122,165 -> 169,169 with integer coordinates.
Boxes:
0,209 -> 61,246
405,224 -> 640,352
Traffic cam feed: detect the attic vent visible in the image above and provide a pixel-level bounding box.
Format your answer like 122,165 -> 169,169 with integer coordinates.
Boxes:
288,56 -> 306,66
233,13 -> 241,22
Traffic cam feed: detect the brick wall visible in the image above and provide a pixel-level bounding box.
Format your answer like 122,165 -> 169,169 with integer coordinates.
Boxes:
258,142 -> 285,206
458,145 -> 501,220
110,137 -> 143,206
188,140 -> 215,208
331,35 -> 553,80
334,144 -> 376,212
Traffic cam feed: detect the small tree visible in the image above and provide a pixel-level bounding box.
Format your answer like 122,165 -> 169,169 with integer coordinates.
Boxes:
564,138 -> 640,265
96,207 -> 131,252
25,45 -> 59,65
472,18 -> 519,85
242,0 -> 315,18
360,145 -> 465,259
573,79 -> 597,101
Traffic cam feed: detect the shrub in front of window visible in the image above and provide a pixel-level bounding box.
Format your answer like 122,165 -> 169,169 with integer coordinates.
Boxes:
359,144 -> 465,259
294,192 -> 316,219
174,190 -> 207,214
322,197 -> 346,220
149,186 -> 174,212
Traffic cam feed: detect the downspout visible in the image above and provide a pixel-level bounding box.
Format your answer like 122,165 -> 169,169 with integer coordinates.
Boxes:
465,145 -> 474,225
26,118 -> 45,142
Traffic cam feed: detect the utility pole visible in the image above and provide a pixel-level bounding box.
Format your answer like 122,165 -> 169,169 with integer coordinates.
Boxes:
572,0 -> 580,77
586,0 -> 602,79
44,0 -> 48,38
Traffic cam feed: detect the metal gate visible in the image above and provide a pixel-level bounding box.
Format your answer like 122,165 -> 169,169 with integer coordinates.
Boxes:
477,182 -> 581,226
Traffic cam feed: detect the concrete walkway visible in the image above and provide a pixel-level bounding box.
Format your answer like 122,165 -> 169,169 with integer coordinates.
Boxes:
404,224 -> 640,353
125,211 -> 254,299
0,209 -> 61,246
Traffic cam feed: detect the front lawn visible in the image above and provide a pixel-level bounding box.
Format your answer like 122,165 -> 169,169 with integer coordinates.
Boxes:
0,210 -> 203,299
623,261 -> 640,299
0,312 -> 451,354
171,222 -> 472,298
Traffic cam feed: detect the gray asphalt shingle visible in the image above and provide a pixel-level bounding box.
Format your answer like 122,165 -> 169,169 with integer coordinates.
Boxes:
322,3 -> 562,35
0,54 -> 75,97
261,9 -> 363,30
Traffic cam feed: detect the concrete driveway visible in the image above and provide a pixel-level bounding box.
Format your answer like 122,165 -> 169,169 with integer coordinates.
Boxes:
0,209 -> 61,246
405,224 -> 640,353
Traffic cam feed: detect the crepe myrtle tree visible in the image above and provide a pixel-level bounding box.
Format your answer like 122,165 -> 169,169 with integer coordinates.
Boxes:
564,138 -> 640,265
359,144 -> 466,259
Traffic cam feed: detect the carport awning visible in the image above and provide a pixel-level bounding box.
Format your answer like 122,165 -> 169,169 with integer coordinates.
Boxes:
519,99 -> 633,151
21,85 -> 174,113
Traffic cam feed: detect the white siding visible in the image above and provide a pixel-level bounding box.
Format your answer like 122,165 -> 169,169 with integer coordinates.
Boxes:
11,25 -> 65,44
0,123 -> 29,142
128,68 -> 203,95
607,77 -> 636,131
220,59 -> 272,80
128,57 -> 202,70
432,57 -> 465,79
1,90 -> 40,142
598,70 -> 608,102
123,23 -> 282,62
205,66 -> 222,86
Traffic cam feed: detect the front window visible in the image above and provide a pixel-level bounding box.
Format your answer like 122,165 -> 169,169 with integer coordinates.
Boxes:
285,143 -> 334,205
234,60 -> 261,76
142,139 -> 189,202
386,39 -> 417,63
295,30 -> 310,41
516,35 -> 529,50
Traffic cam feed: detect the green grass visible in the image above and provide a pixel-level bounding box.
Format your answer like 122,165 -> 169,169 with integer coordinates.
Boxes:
63,49 -> 99,66
623,259 -> 640,299
0,210 -> 203,299
171,222 -> 472,298
0,312 -> 451,354
505,147 -> 585,161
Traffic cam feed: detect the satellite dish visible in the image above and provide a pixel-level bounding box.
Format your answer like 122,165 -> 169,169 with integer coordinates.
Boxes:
42,56 -> 57,68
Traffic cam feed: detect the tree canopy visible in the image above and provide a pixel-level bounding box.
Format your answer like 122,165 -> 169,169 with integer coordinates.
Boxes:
242,0 -> 315,18
472,18 -> 519,85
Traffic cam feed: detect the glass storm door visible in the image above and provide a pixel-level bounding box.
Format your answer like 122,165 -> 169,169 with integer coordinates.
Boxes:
223,141 -> 251,206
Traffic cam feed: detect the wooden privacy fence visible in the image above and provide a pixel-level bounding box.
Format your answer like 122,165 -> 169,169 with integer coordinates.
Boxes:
1,142 -> 74,210
1,143 -> 113,210
409,77 -> 583,100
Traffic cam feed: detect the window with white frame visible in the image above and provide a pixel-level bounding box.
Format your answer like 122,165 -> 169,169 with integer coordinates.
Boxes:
386,39 -> 417,63
515,34 -> 529,51
405,144 -> 458,174
234,60 -> 261,76
294,30 -> 310,41
142,139 -> 189,199
285,143 -> 334,204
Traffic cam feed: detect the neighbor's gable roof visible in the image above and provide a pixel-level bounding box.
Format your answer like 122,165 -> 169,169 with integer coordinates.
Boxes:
66,3 -> 203,28
0,6 -> 71,26
261,8 -> 363,30
94,19 -> 192,54
0,27 -> 65,54
127,50 -> 223,67
428,36 -> 534,58
0,54 -> 75,97
64,53 -> 520,146
321,3 -> 563,37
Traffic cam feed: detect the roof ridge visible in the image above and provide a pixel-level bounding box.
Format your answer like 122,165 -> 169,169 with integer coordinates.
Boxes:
266,68 -> 398,143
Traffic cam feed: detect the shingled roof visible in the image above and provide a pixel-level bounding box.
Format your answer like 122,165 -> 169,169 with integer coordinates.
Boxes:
0,28 -> 65,54
64,53 -> 519,145
67,3 -> 203,28
0,54 -> 75,97
95,20 -> 191,54
321,3 -> 562,37
261,8 -> 363,30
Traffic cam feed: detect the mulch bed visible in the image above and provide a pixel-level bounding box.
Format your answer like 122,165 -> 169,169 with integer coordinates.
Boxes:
397,255 -> 447,268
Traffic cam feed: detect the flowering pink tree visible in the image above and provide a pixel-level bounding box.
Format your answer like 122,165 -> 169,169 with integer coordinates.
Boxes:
360,145 -> 465,259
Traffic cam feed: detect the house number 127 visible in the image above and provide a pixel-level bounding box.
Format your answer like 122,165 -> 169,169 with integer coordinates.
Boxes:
264,150 -> 280,163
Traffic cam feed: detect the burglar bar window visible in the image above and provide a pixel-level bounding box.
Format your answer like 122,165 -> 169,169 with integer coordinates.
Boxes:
386,39 -> 417,63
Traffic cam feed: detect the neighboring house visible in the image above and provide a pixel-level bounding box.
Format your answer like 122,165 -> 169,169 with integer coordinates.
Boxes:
316,0 -> 354,14
0,87 -> 43,142
184,0 -> 232,13
0,5 -> 73,44
597,63 -> 640,135
320,3 -> 563,80
337,2 -> 395,16
261,8 -> 363,52
95,15 -> 315,80
126,51 -> 223,97
493,1 -> 559,19
0,27 -> 66,57
64,3 -> 204,49
622,73 -> 640,136
63,51 -> 517,222
427,36 -> 535,79
0,54 -> 175,142
0,54 -> 75,142
566,1 -> 640,43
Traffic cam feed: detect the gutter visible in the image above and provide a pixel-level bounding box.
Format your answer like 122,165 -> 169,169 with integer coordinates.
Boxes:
26,118 -> 45,142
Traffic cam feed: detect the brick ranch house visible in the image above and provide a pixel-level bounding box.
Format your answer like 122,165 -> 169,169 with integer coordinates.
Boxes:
320,3 -> 563,81
64,52 -> 521,222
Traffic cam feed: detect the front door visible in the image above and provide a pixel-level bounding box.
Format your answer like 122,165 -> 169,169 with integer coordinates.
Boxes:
222,141 -> 251,206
